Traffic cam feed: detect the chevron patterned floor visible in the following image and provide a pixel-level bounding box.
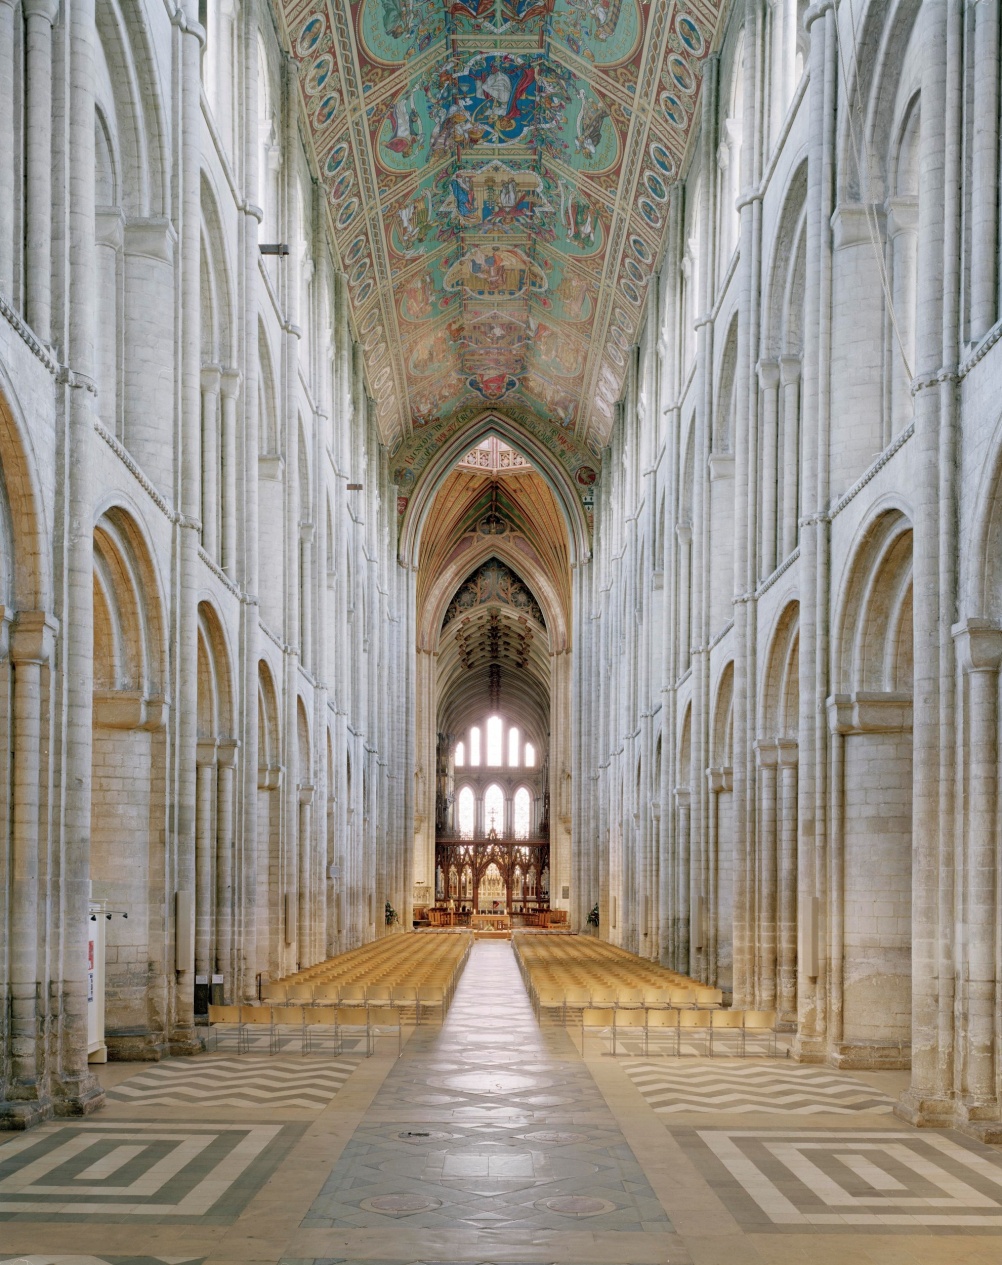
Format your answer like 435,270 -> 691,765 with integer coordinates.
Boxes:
105,1055 -> 362,1110
623,1060 -> 896,1114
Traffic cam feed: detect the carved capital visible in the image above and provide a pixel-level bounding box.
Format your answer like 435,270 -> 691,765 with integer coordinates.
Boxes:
953,618 -> 1002,674
10,611 -> 58,665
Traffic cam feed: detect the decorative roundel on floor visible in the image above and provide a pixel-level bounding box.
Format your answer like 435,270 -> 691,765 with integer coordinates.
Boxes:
522,1129 -> 590,1144
361,1193 -> 443,1214
539,1195 -> 618,1216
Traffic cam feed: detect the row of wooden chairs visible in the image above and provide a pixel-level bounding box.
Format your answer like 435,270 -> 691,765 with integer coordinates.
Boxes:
207,1003 -> 402,1057
262,931 -> 472,1021
536,984 -> 723,1019
581,1006 -> 778,1058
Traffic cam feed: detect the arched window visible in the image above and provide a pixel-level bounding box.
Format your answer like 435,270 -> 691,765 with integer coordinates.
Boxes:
524,741 -> 536,767
457,786 -> 475,838
454,740 -> 465,767
484,783 -> 504,835
486,715 -> 503,766
508,726 -> 520,766
513,787 -> 531,839
470,726 -> 481,766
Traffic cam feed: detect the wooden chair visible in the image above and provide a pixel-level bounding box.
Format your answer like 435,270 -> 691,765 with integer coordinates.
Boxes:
613,1007 -> 647,1056
678,1008 -> 711,1056
695,987 -> 724,1009
742,1010 -> 777,1057
207,1004 -> 244,1053
304,1005 -> 342,1056
646,1007 -> 680,1056
709,1008 -> 744,1056
336,1005 -> 371,1056
581,1007 -> 616,1057
272,1005 -> 307,1054
240,1004 -> 275,1053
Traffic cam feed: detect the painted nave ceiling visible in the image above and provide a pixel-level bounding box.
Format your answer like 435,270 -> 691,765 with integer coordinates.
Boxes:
278,0 -> 724,509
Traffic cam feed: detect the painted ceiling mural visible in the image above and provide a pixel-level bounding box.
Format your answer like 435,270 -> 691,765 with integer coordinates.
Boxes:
278,0 -> 724,459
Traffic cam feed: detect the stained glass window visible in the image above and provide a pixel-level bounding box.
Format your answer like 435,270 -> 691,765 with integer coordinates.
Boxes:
513,787 -> 531,839
457,786 -> 475,838
508,726 -> 520,766
524,742 -> 535,767
484,783 -> 504,835
470,726 -> 481,766
454,741 -> 465,767
486,715 -> 503,766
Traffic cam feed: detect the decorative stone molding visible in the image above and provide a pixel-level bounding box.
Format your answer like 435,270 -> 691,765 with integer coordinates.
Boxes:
952,618 -> 1002,673
826,691 -> 913,735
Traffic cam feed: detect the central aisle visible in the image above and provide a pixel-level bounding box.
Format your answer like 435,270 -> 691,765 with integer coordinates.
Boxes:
304,938 -> 673,1253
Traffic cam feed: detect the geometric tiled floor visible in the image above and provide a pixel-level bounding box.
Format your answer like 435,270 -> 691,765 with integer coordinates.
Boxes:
303,945 -> 670,1234
106,1057 -> 362,1110
0,1119 -> 305,1222
677,1127 -> 1002,1231
2,939 -> 1002,1264
624,1060 -> 897,1114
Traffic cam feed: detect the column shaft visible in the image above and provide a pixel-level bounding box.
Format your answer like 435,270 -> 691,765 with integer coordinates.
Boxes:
23,0 -> 57,339
970,0 -> 1000,340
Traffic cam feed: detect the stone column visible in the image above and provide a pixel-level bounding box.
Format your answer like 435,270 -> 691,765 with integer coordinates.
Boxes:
887,197 -> 918,438
3,613 -> 55,1125
0,0 -> 16,296
23,0 -> 58,339
970,0 -> 1000,341
755,739 -> 778,1009
794,0 -> 837,1058
215,741 -> 237,999
298,785 -> 314,968
220,369 -> 240,576
237,0 -> 261,1001
173,3 -> 206,1049
706,767 -> 727,987
300,523 -> 314,672
777,738 -> 798,1023
57,0 -> 104,1113
674,787 -> 690,972
200,365 -> 221,559
779,356 -> 800,559
195,745 -> 217,980
953,620 -> 1002,1116
758,360 -> 780,577
676,522 -> 691,673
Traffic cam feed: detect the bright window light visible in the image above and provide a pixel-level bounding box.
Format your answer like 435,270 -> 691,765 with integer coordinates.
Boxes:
470,726 -> 481,766
524,742 -> 535,767
513,787 -> 531,839
457,786 -> 475,837
508,726 -> 520,766
454,741 -> 465,767
486,716 -> 503,766
484,783 -> 504,834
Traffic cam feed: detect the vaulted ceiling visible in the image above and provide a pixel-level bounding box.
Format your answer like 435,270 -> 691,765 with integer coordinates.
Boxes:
279,0 -> 724,453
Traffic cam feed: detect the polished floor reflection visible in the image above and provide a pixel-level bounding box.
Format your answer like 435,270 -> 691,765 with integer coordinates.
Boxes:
1,939 -> 1001,1265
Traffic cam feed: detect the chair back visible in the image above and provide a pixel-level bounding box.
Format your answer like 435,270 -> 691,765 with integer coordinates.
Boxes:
260,983 -> 286,1003
743,1010 -> 777,1030
208,1004 -> 241,1024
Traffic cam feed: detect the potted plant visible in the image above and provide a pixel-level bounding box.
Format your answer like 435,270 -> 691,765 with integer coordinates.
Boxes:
586,903 -> 599,928
385,900 -> 398,927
